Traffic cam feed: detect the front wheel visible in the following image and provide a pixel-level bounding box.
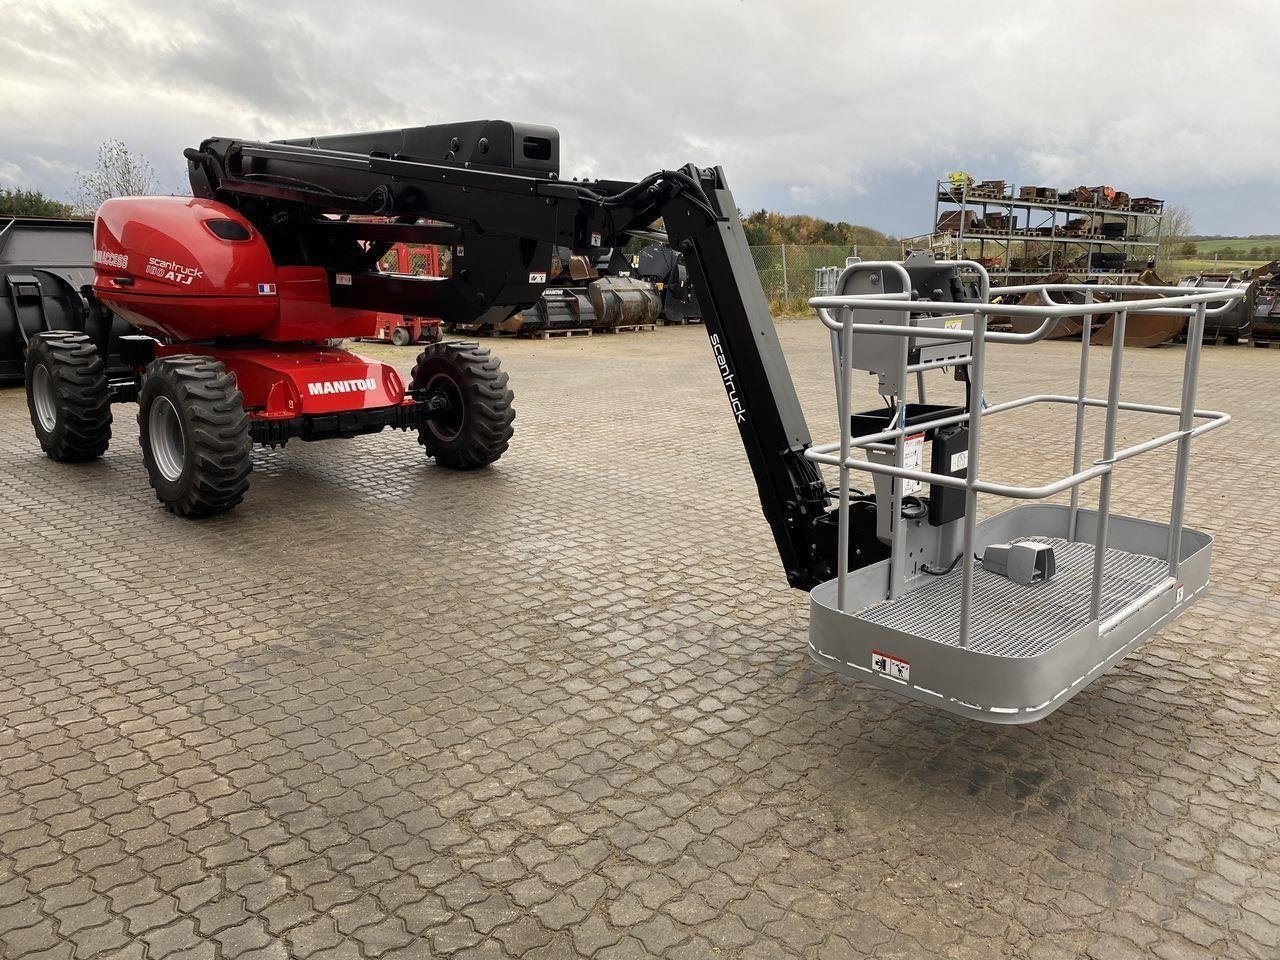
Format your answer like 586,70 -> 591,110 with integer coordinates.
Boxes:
391,326 -> 412,347
138,356 -> 252,517
411,342 -> 515,469
25,331 -> 112,461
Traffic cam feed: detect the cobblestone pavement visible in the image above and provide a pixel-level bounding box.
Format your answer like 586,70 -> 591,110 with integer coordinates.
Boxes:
1,322 -> 1278,960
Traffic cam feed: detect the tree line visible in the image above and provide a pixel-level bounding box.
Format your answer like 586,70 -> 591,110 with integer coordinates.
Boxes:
0,139 -> 157,218
1178,242 -> 1276,261
741,210 -> 894,247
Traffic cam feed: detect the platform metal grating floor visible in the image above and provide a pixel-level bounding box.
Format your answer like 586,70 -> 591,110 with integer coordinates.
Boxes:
859,538 -> 1171,658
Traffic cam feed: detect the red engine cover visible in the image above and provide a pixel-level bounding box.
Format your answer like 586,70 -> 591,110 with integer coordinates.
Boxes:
93,197 -> 377,343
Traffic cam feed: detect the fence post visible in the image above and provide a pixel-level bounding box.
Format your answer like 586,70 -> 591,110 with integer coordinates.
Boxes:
781,245 -> 789,303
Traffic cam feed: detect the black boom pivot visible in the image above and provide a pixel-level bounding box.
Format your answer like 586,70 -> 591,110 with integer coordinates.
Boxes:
182,120 -> 840,588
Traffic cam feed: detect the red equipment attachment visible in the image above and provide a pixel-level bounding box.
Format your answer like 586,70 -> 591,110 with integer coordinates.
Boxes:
365,314 -> 443,346
360,243 -> 444,346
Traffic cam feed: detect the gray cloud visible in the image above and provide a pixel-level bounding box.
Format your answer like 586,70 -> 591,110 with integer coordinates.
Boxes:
1,0 -> 1276,233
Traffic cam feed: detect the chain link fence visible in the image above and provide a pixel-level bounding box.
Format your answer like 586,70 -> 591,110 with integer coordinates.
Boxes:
749,244 -> 902,315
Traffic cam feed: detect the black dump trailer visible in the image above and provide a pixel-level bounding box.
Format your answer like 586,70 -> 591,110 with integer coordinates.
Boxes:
635,242 -> 703,324
0,217 -> 133,383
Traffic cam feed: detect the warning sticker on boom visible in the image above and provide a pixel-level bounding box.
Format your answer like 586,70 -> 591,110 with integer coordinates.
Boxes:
871,650 -> 910,682
903,433 -> 925,495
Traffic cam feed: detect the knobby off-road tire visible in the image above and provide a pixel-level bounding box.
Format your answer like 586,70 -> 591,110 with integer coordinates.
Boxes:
411,341 -> 515,469
25,331 -> 112,461
138,356 -> 252,517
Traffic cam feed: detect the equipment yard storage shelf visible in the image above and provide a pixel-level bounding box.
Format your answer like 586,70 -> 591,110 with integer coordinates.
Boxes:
806,260 -> 1243,723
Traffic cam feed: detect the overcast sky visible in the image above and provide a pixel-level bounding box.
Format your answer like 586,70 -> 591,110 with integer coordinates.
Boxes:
1,0 -> 1275,236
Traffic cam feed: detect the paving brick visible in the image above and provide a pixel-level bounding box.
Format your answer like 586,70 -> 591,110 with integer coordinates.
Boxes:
0,329 -> 1277,960
261,894 -> 316,936
351,916 -> 414,957
284,916 -> 344,959
123,892 -> 181,936
68,916 -> 130,960
2,916 -> 60,958
213,917 -> 272,959
139,917 -> 201,960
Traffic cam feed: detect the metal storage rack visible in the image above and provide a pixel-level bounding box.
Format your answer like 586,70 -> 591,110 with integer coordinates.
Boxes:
804,263 -> 1243,723
920,179 -> 1165,285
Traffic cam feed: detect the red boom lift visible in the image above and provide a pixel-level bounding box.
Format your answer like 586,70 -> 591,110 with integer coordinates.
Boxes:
18,119 -> 1233,723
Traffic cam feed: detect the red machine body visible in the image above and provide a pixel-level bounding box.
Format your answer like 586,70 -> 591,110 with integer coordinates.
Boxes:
153,342 -> 408,420
92,196 -> 378,344
92,196 -> 410,419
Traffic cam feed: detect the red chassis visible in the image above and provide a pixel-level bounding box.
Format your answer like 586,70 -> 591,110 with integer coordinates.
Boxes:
91,196 -> 449,445
20,194 -> 512,516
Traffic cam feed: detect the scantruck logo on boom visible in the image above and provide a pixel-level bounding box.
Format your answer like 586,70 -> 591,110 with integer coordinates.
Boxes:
710,333 -> 746,424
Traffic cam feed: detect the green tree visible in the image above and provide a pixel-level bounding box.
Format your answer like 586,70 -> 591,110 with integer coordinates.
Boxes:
1157,203 -> 1194,266
1179,241 -> 1196,256
740,210 -> 894,247
0,189 -> 76,218
77,139 -> 157,212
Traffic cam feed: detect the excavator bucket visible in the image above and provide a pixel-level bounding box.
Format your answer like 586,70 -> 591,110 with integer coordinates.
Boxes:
1090,269 -> 1187,347
1173,272 -> 1255,343
587,277 -> 660,328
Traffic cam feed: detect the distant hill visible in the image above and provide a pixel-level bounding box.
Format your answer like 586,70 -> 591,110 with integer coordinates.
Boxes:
1183,236 -> 1280,260
741,210 -> 894,247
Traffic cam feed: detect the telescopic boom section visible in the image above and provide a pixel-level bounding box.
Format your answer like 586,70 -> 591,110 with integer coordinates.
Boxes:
183,122 -> 834,588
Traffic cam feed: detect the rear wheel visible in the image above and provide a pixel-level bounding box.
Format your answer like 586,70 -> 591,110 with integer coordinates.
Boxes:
25,331 -> 112,461
138,356 -> 252,517
411,341 -> 514,469
391,326 -> 412,347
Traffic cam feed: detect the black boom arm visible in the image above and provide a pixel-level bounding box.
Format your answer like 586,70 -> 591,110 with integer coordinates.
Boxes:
184,121 -> 835,589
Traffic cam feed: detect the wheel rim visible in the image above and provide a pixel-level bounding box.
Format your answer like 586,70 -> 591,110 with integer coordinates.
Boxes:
148,396 -> 186,482
31,364 -> 57,433
425,372 -> 464,442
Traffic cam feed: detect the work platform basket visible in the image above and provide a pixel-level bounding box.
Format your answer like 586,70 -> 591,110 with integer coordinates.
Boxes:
806,264 -> 1243,723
